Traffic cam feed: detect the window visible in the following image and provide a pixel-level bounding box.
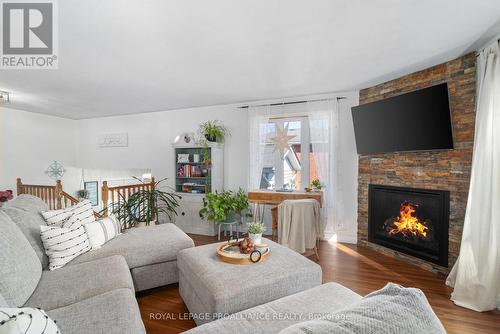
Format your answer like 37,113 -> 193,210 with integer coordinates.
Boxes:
260,117 -> 316,190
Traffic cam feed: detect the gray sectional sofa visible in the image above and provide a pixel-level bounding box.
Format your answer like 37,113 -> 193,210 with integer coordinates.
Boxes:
0,195 -> 195,334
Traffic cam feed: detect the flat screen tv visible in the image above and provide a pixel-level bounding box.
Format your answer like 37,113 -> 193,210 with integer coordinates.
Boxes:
351,83 -> 453,155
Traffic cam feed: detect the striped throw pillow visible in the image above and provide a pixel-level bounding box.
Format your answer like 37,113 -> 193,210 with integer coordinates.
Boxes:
42,200 -> 95,228
40,224 -> 91,270
84,214 -> 122,249
0,307 -> 60,334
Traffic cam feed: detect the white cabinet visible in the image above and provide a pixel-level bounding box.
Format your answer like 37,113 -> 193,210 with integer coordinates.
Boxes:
172,142 -> 223,236
174,194 -> 216,236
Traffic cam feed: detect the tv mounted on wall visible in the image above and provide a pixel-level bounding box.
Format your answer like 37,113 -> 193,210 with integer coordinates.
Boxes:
351,83 -> 453,155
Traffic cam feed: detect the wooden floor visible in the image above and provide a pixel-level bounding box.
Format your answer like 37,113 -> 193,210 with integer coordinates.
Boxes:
137,235 -> 500,334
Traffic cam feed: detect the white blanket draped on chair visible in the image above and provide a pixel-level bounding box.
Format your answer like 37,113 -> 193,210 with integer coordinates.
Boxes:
278,199 -> 321,254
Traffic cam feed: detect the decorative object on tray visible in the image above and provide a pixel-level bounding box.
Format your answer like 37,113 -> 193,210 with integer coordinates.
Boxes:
216,237 -> 270,264
247,221 -> 266,245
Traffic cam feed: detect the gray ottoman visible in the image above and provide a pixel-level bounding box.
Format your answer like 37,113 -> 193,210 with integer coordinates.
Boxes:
177,238 -> 322,325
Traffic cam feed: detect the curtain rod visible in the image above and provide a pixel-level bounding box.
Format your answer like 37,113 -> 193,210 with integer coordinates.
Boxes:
238,96 -> 346,109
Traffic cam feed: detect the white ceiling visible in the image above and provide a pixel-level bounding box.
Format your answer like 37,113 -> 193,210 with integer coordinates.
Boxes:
1,0 -> 500,119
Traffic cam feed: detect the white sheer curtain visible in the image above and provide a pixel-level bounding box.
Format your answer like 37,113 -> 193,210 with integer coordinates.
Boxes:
306,99 -> 343,237
248,105 -> 271,190
446,40 -> 500,312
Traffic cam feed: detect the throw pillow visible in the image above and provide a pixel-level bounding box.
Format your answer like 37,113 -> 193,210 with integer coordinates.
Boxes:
0,307 -> 60,334
40,224 -> 91,270
84,214 -> 122,249
278,283 -> 446,334
42,200 -> 95,228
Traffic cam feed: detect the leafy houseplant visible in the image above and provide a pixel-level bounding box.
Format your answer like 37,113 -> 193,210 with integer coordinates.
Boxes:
246,221 -> 266,245
199,190 -> 238,224
198,120 -> 230,143
310,179 -> 322,190
76,189 -> 89,200
233,188 -> 252,223
115,177 -> 181,228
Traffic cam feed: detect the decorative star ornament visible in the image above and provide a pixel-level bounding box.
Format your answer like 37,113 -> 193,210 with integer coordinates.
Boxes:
45,161 -> 66,180
269,123 -> 296,156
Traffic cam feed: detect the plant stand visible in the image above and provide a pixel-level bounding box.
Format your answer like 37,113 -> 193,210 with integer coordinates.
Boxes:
218,220 -> 239,240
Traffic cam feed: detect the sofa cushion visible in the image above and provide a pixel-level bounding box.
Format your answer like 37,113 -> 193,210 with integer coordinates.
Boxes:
42,200 -> 95,228
184,282 -> 362,334
84,215 -> 121,249
278,283 -> 445,334
3,194 -> 48,213
0,211 -> 42,307
47,288 -> 146,334
40,224 -> 91,270
0,293 -> 7,307
70,223 -> 194,268
1,207 -> 49,269
0,307 -> 60,334
24,255 -> 134,311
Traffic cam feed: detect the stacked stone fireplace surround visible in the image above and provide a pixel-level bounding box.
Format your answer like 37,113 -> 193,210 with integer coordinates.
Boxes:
356,53 -> 476,274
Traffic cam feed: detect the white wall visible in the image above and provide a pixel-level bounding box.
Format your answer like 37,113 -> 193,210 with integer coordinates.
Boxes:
1,94 -> 359,244
75,104 -> 249,192
0,108 -> 77,192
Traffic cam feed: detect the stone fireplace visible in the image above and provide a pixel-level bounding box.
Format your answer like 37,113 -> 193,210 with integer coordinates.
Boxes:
368,184 -> 449,267
356,53 -> 476,273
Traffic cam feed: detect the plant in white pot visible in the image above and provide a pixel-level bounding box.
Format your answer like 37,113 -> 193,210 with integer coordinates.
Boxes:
246,221 -> 266,245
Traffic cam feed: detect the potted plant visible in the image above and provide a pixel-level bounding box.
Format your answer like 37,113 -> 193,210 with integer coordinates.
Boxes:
76,189 -> 89,200
246,221 -> 266,245
310,179 -> 322,191
199,190 -> 238,225
233,188 -> 252,223
198,120 -> 230,143
115,177 -> 181,228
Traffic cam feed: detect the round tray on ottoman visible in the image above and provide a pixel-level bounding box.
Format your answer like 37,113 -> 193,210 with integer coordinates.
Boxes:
216,242 -> 270,265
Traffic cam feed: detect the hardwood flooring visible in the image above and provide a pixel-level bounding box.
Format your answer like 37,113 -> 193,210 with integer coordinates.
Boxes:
137,235 -> 500,334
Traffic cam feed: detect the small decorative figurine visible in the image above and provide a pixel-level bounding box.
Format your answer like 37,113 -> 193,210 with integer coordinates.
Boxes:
238,237 -> 255,254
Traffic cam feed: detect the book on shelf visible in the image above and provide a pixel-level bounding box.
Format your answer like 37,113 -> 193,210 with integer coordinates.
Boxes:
176,164 -> 204,178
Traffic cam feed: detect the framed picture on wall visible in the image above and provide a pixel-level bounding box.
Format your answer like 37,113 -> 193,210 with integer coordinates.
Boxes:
84,181 -> 99,206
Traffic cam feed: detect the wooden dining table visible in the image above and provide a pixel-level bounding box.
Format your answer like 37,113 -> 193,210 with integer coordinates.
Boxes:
247,190 -> 323,241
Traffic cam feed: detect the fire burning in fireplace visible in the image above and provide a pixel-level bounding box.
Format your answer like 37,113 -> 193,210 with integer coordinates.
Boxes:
387,202 -> 428,238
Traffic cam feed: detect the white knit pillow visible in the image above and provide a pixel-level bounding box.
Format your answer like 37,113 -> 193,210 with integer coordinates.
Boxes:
40,224 -> 91,270
84,215 -> 121,249
42,200 -> 95,228
0,307 -> 60,334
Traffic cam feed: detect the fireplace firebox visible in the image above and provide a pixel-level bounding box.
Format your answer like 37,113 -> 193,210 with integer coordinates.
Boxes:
368,184 -> 449,267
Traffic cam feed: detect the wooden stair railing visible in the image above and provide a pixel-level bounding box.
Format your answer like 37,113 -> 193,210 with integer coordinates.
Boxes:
16,178 -> 102,217
17,178 -> 66,210
101,178 -> 155,225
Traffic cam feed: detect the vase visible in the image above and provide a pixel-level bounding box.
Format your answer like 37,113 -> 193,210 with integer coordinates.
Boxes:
249,233 -> 262,245
205,134 -> 217,142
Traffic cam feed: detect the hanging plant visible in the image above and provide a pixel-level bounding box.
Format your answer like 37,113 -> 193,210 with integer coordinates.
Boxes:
198,120 -> 230,143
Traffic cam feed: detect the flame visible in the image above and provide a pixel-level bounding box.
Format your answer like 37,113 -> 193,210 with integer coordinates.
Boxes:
388,202 -> 428,238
